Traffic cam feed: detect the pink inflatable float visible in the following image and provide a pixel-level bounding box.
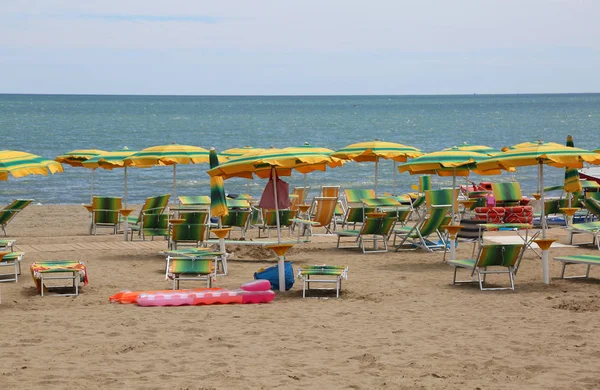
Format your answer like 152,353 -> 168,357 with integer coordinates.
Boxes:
136,280 -> 275,307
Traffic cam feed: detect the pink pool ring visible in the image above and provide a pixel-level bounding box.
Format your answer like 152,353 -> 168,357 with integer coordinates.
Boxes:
136,281 -> 275,307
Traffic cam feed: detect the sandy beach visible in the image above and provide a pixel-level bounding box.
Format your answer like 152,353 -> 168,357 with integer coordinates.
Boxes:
1,204 -> 600,389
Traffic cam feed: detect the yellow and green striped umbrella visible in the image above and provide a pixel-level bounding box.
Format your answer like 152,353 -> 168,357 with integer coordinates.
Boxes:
221,146 -> 267,160
209,148 -> 228,218
82,147 -> 140,207
564,135 -> 583,194
332,140 -> 422,195
477,140 -> 600,285
0,150 -> 64,181
443,143 -> 499,155
56,149 -> 108,202
125,144 -> 212,201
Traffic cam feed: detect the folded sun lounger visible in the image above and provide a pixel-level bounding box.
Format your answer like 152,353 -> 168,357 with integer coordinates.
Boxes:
297,265 -> 348,298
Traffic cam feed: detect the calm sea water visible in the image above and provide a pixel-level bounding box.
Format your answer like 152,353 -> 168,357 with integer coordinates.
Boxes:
2,94 -> 600,204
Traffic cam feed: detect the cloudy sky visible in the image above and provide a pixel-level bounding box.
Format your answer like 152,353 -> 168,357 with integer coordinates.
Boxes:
1,0 -> 599,95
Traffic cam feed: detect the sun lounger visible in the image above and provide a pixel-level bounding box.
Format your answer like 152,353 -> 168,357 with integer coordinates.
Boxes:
0,239 -> 15,252
89,196 -> 122,235
567,221 -> 600,249
394,205 -> 451,251
554,255 -> 600,279
336,215 -> 396,253
30,261 -> 88,297
0,251 -> 24,282
297,265 -> 348,298
166,257 -> 216,289
448,243 -> 525,290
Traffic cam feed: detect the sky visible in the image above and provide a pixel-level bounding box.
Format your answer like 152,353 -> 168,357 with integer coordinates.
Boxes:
1,0 -> 599,95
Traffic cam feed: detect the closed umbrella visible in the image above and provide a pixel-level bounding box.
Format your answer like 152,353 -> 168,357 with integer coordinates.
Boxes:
125,144 -> 212,202
208,147 -> 342,291
56,149 -> 108,203
478,140 -> 600,284
332,140 -> 422,195
81,147 -> 139,208
0,150 -> 63,181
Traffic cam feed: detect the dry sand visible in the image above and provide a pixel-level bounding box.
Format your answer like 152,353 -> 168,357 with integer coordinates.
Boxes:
1,204 -> 600,389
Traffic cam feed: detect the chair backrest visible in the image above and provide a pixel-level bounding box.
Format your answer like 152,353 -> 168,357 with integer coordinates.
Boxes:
0,199 -> 33,225
290,187 -> 310,211
419,205 -> 451,237
425,189 -> 458,208
178,195 -> 211,205
491,182 -> 523,205
168,257 -> 214,276
456,219 -> 483,240
321,186 -> 340,198
91,196 -> 122,225
312,197 -> 338,227
543,199 -> 560,215
385,209 -> 411,225
419,176 -> 432,192
262,209 -> 297,227
476,244 -> 523,268
222,210 -> 251,228
141,213 -> 169,237
345,206 -> 375,224
379,216 -> 397,237
180,211 -> 209,224
171,223 -> 208,243
582,198 -> 600,219
135,194 -> 171,223
411,195 -> 426,209
359,216 -> 384,235
344,189 -> 376,205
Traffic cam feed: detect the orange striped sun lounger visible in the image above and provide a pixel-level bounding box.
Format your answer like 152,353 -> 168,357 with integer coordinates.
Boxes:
30,261 -> 88,297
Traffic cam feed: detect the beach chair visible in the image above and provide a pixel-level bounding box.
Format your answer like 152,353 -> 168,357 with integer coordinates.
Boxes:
567,221 -> 600,250
475,183 -> 533,224
258,209 -> 297,238
128,194 -> 171,239
220,209 -> 251,239
554,255 -> 600,280
394,205 -> 451,251
30,260 -> 89,297
90,196 -> 122,235
291,196 -> 339,235
448,243 -> 525,291
0,199 -> 33,236
290,186 -> 310,211
166,257 -> 216,289
442,219 -> 484,262
313,186 -> 345,228
336,215 -> 396,253
169,223 -> 209,250
297,265 -> 348,298
0,239 -> 15,252
0,251 -> 24,282
580,196 -> 600,221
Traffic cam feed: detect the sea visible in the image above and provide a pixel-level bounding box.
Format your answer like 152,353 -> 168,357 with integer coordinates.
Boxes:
2,93 -> 600,205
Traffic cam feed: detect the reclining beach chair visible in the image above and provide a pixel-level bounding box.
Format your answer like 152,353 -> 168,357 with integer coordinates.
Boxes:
340,189 -> 376,229
166,256 -> 216,289
169,223 -> 209,250
128,194 -> 171,240
580,196 -> 600,222
297,265 -> 348,298
0,199 -> 33,236
312,186 -> 345,228
554,254 -> 600,280
258,209 -> 297,238
567,221 -> 600,250
218,199 -> 252,239
0,251 -> 24,282
90,196 -> 122,235
394,205 -> 451,251
290,186 -> 310,211
336,215 -> 396,253
475,182 -> 533,224
292,196 -> 339,236
448,243 -> 525,290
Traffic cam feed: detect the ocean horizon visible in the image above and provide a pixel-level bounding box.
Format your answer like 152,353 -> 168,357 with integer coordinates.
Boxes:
3,93 -> 600,204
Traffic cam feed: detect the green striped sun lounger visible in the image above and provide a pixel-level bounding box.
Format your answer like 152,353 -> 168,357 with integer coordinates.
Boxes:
297,265 -> 348,298
178,195 -> 211,205
162,247 -> 223,275
336,216 -> 396,253
169,223 -> 208,250
0,199 -> 33,236
567,221 -> 600,250
0,251 -> 24,282
167,257 -> 216,289
491,182 -> 524,206
448,243 -> 524,291
90,196 -> 122,235
554,255 -> 600,280
394,205 -> 450,251
0,239 -> 15,252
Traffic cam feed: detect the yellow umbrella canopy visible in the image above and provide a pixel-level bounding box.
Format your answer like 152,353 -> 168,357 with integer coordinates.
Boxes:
125,144 -> 212,200
443,143 -> 499,155
0,150 -> 63,181
221,146 -> 267,160
56,149 -> 108,202
331,140 -> 422,194
478,140 -> 600,285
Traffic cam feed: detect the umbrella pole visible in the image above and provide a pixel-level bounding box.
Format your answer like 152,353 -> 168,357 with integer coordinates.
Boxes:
173,165 -> 177,202
124,166 -> 128,208
271,167 -> 285,292
393,161 -> 397,196
90,169 -> 95,204
449,168 -> 458,261
375,157 -> 379,196
539,162 -> 551,285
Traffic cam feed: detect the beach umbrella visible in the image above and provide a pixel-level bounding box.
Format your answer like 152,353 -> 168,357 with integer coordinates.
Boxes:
443,143 -> 499,154
331,140 -> 422,195
221,146 -> 267,160
55,149 -> 108,203
81,147 -> 139,208
478,140 -> 600,284
208,147 -> 343,292
0,150 -> 63,181
124,144 -> 212,201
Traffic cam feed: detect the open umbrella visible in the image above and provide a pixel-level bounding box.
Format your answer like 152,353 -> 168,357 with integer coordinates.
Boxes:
332,140 -> 422,195
81,147 -> 139,208
221,146 -> 267,160
1,149 -> 63,185
478,140 -> 600,284
125,144 -> 212,202
398,147 -> 506,260
443,143 -> 499,154
208,147 -> 342,292
56,149 -> 108,203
